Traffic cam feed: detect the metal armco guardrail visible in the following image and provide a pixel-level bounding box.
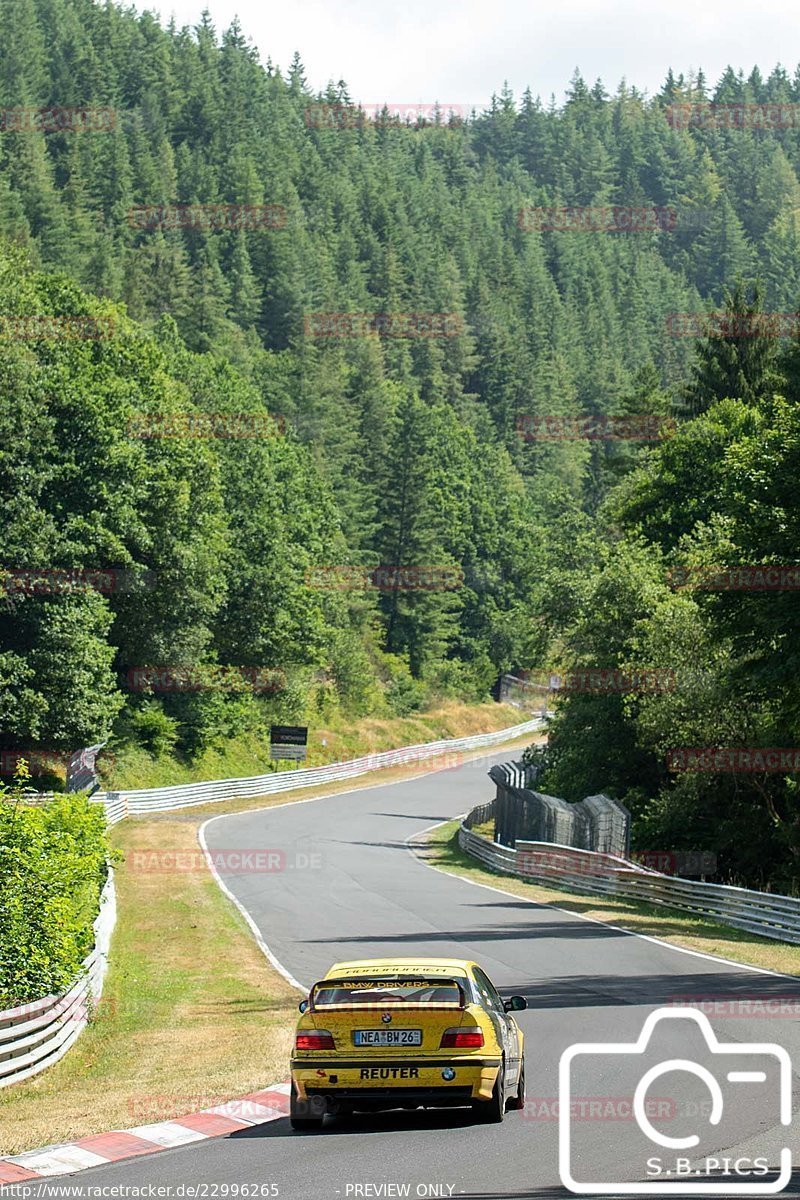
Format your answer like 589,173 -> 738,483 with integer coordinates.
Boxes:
94,717 -> 548,825
459,805 -> 800,945
0,872 -> 116,1088
0,718 -> 547,1088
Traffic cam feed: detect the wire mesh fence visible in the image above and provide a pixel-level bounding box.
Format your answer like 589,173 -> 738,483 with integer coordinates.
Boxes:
488,761 -> 630,858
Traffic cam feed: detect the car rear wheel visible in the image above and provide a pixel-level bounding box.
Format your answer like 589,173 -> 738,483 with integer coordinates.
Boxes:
290,1085 -> 326,1131
473,1061 -> 506,1123
507,1058 -> 525,1111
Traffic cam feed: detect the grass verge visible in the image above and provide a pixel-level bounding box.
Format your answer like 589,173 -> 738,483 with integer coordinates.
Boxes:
417,821 -> 800,978
106,700 -> 534,791
0,719 -> 541,1156
0,812 -> 299,1157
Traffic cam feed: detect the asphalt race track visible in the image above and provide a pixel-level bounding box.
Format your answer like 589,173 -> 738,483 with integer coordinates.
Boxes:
19,751 -> 800,1199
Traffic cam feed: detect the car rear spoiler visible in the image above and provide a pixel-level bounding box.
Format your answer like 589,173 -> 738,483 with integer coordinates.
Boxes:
307,977 -> 467,1012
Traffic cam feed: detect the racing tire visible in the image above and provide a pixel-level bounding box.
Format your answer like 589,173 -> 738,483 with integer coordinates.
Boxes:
290,1085 -> 326,1131
507,1058 -> 525,1111
472,1061 -> 506,1123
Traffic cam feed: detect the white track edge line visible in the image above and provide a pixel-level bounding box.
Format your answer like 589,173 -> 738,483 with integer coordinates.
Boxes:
198,820 -> 306,992
198,738 -> 533,993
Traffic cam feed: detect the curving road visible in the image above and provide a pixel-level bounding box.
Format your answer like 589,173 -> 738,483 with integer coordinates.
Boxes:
22,751 -> 800,1198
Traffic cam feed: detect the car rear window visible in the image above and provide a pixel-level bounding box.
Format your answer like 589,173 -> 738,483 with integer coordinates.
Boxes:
311,977 -> 464,1007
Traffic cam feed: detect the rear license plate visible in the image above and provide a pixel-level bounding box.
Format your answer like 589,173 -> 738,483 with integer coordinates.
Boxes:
353,1029 -> 422,1046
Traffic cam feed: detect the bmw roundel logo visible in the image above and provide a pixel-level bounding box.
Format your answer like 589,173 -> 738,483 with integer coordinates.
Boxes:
381,1012 -> 392,1023
441,1068 -> 456,1081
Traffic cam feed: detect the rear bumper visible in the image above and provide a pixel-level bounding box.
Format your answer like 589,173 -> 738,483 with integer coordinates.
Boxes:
291,1056 -> 501,1104
306,1086 -> 475,1111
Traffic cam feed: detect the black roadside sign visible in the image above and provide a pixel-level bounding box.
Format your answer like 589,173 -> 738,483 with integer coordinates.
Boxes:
270,725 -> 308,761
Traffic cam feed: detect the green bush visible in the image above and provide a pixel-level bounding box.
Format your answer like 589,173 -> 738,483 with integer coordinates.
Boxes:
384,660 -> 427,716
423,656 -> 494,704
128,703 -> 180,758
328,629 -> 384,716
0,769 -> 111,1007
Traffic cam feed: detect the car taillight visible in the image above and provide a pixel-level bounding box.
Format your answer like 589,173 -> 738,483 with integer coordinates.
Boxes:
440,1027 -> 484,1049
295,1030 -> 335,1050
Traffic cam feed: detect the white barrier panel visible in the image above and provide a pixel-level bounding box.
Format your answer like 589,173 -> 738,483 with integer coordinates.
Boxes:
458,808 -> 800,945
95,717 -> 548,825
0,872 -> 116,1088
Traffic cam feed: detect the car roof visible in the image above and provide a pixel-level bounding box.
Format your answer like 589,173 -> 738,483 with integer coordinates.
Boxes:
323,957 -> 473,979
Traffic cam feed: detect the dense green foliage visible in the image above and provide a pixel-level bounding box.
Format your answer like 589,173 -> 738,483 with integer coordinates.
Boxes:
0,766 -> 111,1005
0,240 -> 538,761
533,297 -> 800,892
1,0 -> 800,886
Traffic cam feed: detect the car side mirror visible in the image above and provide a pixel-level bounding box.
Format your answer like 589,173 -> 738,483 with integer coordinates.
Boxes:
298,999 -> 309,1013
503,995 -> 527,1012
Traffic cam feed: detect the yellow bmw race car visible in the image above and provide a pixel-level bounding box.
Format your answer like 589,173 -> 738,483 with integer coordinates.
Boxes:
289,956 -> 526,1130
